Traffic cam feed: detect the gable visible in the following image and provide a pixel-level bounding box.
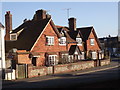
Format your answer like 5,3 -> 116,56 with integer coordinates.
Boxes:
88,28 -> 101,50
77,27 -> 93,41
30,20 -> 61,52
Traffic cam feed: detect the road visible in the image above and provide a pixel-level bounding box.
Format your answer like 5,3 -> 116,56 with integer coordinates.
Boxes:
2,59 -> 120,88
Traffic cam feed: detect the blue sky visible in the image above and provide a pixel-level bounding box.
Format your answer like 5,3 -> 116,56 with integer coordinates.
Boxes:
1,2 -> 118,38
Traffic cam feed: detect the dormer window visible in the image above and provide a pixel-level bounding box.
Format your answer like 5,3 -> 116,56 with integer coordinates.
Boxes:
59,37 -> 66,45
10,33 -> 17,41
76,38 -> 82,46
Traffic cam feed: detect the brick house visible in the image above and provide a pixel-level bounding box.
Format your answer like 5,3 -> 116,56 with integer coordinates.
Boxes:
57,18 -> 102,60
5,9 -> 102,69
77,26 -> 102,60
5,10 -> 80,67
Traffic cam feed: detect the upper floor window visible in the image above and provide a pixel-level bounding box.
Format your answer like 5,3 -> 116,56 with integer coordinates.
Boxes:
46,36 -> 54,45
10,33 -> 17,41
90,38 -> 94,45
76,38 -> 82,46
59,37 -> 66,45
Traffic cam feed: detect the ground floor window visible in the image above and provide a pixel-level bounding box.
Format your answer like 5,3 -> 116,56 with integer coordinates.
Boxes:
92,51 -> 97,60
48,55 -> 57,66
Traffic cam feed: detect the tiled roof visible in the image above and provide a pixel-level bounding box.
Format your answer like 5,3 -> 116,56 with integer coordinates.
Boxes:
56,26 -> 76,43
77,26 -> 93,41
6,18 -> 51,52
69,45 -> 81,55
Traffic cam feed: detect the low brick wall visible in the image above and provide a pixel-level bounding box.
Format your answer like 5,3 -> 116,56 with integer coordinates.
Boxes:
27,64 -> 53,78
100,59 -> 110,66
28,64 -> 47,78
27,59 -> 110,78
54,61 -> 94,74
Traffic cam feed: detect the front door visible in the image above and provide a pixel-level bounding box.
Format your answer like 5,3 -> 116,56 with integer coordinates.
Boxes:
17,64 -> 26,79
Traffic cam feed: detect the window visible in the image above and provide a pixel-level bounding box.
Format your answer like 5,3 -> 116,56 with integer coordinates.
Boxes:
90,38 -> 94,45
48,55 -> 57,66
92,52 -> 97,59
32,57 -> 37,66
10,33 -> 17,41
46,36 -> 54,45
59,37 -> 66,45
76,38 -> 82,45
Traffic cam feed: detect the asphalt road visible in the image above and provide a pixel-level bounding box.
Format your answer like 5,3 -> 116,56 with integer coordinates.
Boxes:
2,65 -> 120,88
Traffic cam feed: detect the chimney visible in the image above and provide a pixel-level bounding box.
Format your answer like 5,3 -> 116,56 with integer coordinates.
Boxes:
34,9 -> 47,20
5,11 -> 12,40
68,17 -> 76,32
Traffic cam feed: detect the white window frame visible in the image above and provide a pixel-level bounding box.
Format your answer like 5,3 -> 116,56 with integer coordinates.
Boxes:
92,51 -> 97,59
46,36 -> 54,45
10,33 -> 17,41
59,37 -> 66,45
76,38 -> 82,46
90,38 -> 95,46
48,55 -> 57,66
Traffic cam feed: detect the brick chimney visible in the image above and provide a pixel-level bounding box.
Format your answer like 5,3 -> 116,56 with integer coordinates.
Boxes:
33,9 -> 47,20
5,11 -> 12,40
68,17 -> 76,32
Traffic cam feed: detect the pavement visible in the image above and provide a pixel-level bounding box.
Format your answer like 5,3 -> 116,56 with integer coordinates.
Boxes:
2,58 -> 120,85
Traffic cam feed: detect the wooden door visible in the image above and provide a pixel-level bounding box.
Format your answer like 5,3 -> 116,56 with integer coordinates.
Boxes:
18,64 -> 26,79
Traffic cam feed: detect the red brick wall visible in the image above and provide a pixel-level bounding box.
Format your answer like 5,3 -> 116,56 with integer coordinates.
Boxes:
87,31 -> 100,51
17,54 -> 31,64
30,23 -> 69,66
36,53 -> 45,66
78,45 -> 84,51
31,23 -> 67,53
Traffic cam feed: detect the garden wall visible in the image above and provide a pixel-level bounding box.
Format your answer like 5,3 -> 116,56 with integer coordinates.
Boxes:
100,59 -> 110,66
27,60 -> 94,78
27,59 -> 110,78
54,61 -> 94,74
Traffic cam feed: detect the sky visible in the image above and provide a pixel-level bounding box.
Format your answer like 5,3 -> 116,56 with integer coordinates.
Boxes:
118,1 -> 120,37
1,2 -> 118,38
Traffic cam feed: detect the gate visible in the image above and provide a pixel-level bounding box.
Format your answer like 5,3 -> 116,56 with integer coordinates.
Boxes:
17,64 -> 26,79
